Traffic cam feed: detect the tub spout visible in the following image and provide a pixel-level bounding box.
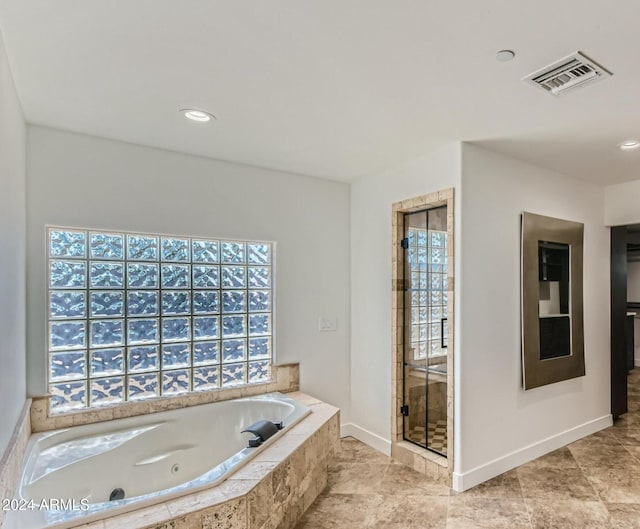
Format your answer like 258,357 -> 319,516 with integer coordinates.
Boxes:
241,420 -> 283,448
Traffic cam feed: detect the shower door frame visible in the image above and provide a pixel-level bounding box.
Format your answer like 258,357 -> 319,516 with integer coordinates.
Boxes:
391,189 -> 455,480
401,205 -> 449,456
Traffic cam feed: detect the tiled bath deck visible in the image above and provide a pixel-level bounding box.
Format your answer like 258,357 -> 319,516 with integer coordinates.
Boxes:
297,369 -> 640,528
0,389 -> 338,529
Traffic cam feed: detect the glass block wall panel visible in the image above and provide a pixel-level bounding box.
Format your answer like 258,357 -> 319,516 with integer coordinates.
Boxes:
162,369 -> 191,394
194,316 -> 219,340
221,266 -> 246,289
193,266 -> 219,288
50,292 -> 86,319
50,351 -> 86,382
128,291 -> 159,316
193,341 -> 219,365
428,228 -> 448,358
194,366 -> 219,391
50,261 -> 86,289
249,314 -> 271,336
162,318 -> 190,342
128,373 -> 158,400
50,322 -> 86,350
249,291 -> 271,312
249,360 -> 271,383
128,346 -> 159,372
193,291 -> 219,314
91,377 -> 124,406
162,238 -> 190,262
162,291 -> 190,315
247,243 -> 271,265
222,316 -> 246,338
248,267 -> 270,288
49,381 -> 87,412
127,235 -> 158,261
128,319 -> 159,344
90,262 -> 124,288
222,339 -> 246,363
192,240 -> 219,263
90,320 -> 124,347
47,227 -> 274,412
162,264 -> 190,288
90,348 -> 124,377
249,337 -> 271,359
222,291 -> 246,313
90,291 -> 124,317
221,242 -> 245,264
90,233 -> 124,260
49,230 -> 86,258
407,226 -> 448,360
162,343 -> 191,368
222,362 -> 246,387
127,263 -> 158,288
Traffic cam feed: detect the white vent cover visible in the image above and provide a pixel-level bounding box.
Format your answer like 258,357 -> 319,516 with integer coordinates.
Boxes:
524,51 -> 612,96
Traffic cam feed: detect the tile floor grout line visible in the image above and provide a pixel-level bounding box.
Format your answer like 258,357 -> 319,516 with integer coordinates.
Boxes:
520,495 -> 536,529
298,372 -> 640,529
567,446 -> 605,506
514,468 -> 535,529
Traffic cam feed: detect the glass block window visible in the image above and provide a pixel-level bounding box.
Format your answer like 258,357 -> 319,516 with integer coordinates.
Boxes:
406,226 -> 448,360
47,227 -> 274,413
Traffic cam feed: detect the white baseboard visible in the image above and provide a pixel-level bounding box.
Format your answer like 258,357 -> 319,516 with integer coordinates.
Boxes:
452,414 -> 612,492
635,357 -> 640,368
340,422 -> 391,456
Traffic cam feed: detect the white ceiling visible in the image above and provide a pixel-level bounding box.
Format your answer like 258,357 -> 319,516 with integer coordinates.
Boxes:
1,0 -> 640,184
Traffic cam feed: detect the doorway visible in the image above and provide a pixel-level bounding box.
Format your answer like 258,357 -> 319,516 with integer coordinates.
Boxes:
402,206 -> 448,456
390,188 -> 454,481
611,224 -> 640,418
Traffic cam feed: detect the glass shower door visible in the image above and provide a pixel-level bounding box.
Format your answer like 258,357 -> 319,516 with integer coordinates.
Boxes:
402,206 -> 448,456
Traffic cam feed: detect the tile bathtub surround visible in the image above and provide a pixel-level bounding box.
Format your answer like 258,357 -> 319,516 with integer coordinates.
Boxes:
297,370 -> 640,529
30,363 -> 300,433
23,394 -> 337,529
0,400 -> 31,529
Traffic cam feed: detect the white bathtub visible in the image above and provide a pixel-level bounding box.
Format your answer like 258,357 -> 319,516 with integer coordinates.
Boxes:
5,393 -> 310,529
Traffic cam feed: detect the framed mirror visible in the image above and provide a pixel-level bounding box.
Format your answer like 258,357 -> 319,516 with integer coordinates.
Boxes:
521,212 -> 584,390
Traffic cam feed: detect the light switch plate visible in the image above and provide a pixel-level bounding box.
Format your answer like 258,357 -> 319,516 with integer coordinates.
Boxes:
319,317 -> 337,332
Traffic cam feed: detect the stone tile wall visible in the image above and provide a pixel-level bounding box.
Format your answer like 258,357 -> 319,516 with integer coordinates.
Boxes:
406,376 -> 446,430
0,400 -> 31,529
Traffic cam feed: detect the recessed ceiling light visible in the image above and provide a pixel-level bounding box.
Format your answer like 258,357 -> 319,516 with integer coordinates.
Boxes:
496,50 -> 515,62
619,139 -> 640,151
180,109 -> 215,122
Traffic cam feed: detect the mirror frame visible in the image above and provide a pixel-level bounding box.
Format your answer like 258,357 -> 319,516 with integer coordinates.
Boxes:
521,212 -> 585,390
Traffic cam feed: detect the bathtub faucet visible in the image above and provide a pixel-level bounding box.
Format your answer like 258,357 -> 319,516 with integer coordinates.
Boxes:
241,420 -> 284,447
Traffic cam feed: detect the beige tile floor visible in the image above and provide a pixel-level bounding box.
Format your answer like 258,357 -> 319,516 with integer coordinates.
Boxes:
296,369 -> 640,528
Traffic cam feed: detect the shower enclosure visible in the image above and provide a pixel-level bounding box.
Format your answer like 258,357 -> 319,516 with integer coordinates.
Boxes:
402,206 -> 448,456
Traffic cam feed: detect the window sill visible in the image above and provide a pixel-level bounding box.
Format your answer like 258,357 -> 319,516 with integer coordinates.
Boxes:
31,363 -> 299,433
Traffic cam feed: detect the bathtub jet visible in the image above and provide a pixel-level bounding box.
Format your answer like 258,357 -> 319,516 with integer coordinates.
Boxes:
109,488 -> 125,501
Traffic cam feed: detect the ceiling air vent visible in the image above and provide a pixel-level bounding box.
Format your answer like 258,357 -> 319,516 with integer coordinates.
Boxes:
524,51 -> 612,96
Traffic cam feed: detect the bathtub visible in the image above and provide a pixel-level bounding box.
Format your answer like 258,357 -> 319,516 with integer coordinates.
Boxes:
5,393 -> 310,529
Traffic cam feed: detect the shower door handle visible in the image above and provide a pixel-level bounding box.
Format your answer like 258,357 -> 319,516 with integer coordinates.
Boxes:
440,318 -> 448,349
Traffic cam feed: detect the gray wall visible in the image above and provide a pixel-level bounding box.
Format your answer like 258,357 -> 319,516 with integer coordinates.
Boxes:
457,144 -> 610,486
0,28 -> 26,456
350,143 -> 461,446
26,126 -> 351,420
